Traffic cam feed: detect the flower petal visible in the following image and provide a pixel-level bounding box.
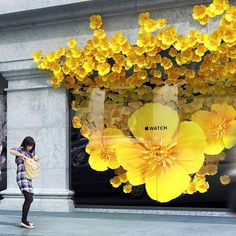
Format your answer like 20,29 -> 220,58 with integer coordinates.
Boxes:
145,164 -> 190,202
191,110 -> 215,136
223,120 -> 236,149
115,137 -> 148,185
88,153 -> 108,171
115,139 -> 147,170
128,103 -> 179,145
126,169 -> 145,185
211,104 -> 236,122
108,154 -> 120,169
191,110 -> 225,154
204,138 -> 225,155
176,121 -> 206,174
103,127 -> 125,145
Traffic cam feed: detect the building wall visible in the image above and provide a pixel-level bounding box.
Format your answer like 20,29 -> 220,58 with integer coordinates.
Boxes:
0,0 -> 90,14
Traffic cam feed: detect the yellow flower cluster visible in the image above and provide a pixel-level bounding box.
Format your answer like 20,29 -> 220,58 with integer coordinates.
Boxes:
110,167 -> 132,193
193,0 -> 229,25
186,175 -> 209,194
33,0 -> 236,99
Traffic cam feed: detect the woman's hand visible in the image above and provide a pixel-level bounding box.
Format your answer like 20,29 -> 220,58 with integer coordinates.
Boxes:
21,156 -> 28,161
33,155 -> 39,161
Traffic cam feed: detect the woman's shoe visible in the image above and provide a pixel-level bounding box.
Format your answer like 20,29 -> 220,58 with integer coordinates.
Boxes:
20,222 -> 34,229
28,222 -> 34,226
25,220 -> 34,226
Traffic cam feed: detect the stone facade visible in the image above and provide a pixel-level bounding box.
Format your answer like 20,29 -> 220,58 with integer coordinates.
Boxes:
0,0 -> 232,212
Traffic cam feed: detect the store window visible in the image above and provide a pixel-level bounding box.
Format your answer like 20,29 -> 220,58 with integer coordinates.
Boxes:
70,84 -> 236,208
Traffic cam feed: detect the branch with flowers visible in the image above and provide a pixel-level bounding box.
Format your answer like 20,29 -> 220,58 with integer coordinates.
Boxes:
33,0 -> 236,202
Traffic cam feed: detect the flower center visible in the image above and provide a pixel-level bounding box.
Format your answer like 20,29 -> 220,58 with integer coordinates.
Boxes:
99,144 -> 115,161
208,118 -> 228,140
142,145 -> 176,169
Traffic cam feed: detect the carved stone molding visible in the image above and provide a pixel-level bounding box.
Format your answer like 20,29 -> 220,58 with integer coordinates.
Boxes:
0,0 -> 212,31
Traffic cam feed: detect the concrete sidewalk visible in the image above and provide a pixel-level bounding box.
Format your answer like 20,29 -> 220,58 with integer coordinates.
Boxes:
1,209 -> 236,236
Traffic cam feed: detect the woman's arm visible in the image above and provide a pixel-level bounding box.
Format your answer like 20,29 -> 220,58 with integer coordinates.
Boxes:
10,148 -> 28,161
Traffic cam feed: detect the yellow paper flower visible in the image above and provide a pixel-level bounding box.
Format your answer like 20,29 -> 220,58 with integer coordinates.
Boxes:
198,164 -> 217,176
97,62 -> 110,76
169,47 -> 177,57
137,33 -> 153,48
220,175 -> 231,185
123,183 -> 132,193
153,70 -> 162,78
45,52 -> 56,62
156,18 -> 167,29
139,12 -> 150,26
56,47 -> 66,57
161,27 -> 177,46
86,128 -> 124,171
62,65 -> 70,75
71,48 -> 81,58
192,104 -> 236,155
225,6 -> 236,22
67,38 -> 77,48
223,29 -> 236,43
161,57 -> 173,70
71,100 -> 77,111
198,15 -> 209,25
204,33 -> 221,51
112,32 -> 127,45
195,44 -> 207,56
83,60 -> 95,73
32,51 -> 42,62
110,176 -> 122,188
72,116 -> 82,128
192,5 -> 207,20
51,62 -> 61,75
195,176 -> 209,193
115,103 -> 206,202
112,63 -> 123,73
94,29 -> 106,39
210,0 -> 229,16
144,19 -> 158,32
80,124 -> 91,138
90,15 -> 102,30
206,7 -> 217,17
50,77 -> 61,88
186,182 -> 196,194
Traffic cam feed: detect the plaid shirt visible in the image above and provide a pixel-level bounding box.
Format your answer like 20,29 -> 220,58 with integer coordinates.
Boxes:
15,147 -> 34,194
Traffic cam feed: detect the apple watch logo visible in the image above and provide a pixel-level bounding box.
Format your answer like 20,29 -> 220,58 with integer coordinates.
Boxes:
144,126 -> 167,131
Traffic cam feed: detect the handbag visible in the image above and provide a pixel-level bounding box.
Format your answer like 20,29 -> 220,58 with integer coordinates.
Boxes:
24,158 -> 40,180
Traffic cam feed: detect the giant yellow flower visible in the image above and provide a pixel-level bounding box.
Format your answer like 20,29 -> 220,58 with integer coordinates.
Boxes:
86,128 -> 124,171
115,103 -> 206,202
192,103 -> 236,155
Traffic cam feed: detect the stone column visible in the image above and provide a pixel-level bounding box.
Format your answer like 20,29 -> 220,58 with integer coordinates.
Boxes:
0,67 -> 74,212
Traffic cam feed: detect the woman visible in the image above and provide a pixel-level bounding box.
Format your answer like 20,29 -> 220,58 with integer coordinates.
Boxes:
10,136 -> 39,229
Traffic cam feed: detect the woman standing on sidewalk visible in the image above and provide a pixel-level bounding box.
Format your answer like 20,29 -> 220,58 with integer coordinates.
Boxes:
10,136 -> 39,229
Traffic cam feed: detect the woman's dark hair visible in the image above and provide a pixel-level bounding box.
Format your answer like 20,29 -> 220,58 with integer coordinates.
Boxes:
20,136 -> 36,155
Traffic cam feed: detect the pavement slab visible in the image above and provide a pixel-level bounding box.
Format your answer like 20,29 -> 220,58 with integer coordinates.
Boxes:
0,210 -> 236,236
